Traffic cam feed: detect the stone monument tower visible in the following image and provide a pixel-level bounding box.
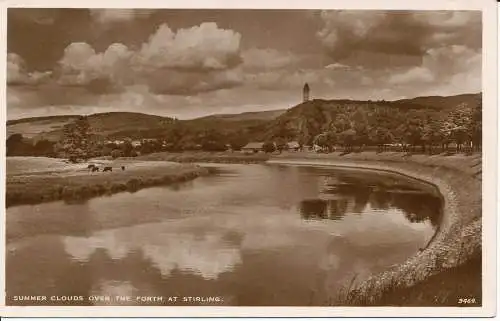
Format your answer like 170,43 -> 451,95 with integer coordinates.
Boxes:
303,83 -> 310,102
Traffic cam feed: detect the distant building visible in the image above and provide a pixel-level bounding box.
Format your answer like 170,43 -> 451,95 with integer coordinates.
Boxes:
287,141 -> 301,152
241,142 -> 265,153
113,140 -> 124,145
131,140 -> 142,148
303,83 -> 310,102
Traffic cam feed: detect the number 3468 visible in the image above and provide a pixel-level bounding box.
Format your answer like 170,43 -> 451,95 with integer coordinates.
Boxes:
458,298 -> 476,304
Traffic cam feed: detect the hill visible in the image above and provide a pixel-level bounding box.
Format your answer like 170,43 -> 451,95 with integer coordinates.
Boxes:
259,93 -> 482,145
7,112 -> 174,142
6,109 -> 284,142
6,93 -> 481,146
393,93 -> 481,110
197,109 -> 287,122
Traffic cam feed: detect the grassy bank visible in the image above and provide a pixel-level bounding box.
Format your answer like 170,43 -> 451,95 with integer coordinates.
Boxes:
270,151 -> 482,307
132,151 -> 270,163
6,157 -> 211,208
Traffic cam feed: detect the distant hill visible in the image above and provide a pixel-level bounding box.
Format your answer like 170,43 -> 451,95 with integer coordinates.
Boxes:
260,93 -> 482,143
197,109 -> 287,122
6,109 -> 284,142
393,93 -> 481,110
7,112 -> 174,142
6,93 -> 481,143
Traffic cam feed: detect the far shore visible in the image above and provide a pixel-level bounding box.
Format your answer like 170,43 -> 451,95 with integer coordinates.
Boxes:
132,151 -> 270,163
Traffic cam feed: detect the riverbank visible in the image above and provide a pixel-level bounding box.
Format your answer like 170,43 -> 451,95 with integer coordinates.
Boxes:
132,151 -> 270,163
6,157 -> 211,208
269,151 -> 482,306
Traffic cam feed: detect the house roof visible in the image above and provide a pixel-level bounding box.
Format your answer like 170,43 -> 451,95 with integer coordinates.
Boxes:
242,142 -> 265,149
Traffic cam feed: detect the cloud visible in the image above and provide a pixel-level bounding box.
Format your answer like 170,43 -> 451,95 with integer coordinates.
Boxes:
62,227 -> 242,280
7,53 -> 27,84
57,42 -> 133,89
387,44 -> 481,94
136,22 -> 242,71
89,9 -> 155,24
324,62 -> 351,70
317,10 -> 481,63
388,66 -> 435,85
9,8 -> 58,25
54,22 -> 243,95
7,53 -> 52,85
241,48 -> 299,71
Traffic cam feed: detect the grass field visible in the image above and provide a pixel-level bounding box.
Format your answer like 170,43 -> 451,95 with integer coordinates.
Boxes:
6,156 -> 210,207
134,151 -> 270,163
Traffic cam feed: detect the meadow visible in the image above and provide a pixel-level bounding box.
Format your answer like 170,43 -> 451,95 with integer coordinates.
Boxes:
6,156 -> 210,207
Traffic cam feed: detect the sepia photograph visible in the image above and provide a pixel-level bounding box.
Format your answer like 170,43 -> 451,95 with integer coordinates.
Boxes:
1,0 -> 497,318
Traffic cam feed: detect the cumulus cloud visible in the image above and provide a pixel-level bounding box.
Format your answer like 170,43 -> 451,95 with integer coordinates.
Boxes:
54,22 -> 243,95
57,42 -> 133,89
317,10 -> 481,62
7,53 -> 27,84
89,9 -> 155,24
136,22 -> 241,71
7,53 -> 52,85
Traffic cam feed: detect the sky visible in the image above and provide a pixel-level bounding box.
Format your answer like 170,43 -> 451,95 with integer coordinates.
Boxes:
6,9 -> 482,120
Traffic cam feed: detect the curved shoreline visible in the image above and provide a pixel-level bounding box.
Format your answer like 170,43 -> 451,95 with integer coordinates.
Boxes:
267,156 -> 482,305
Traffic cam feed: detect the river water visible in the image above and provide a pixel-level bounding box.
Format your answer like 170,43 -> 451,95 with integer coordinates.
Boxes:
6,163 -> 442,306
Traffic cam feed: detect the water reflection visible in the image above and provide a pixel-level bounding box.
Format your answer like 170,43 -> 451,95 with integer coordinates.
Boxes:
299,199 -> 349,221
6,163 -> 442,306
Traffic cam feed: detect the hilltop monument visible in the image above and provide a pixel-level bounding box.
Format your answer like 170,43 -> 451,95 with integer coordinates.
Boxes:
303,83 -> 310,102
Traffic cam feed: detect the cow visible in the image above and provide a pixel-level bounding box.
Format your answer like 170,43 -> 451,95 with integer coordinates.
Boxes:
87,164 -> 96,171
121,166 -> 125,171
103,166 -> 113,172
91,166 -> 100,172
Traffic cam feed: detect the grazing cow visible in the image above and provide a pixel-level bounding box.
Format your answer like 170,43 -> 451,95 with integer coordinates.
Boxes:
121,166 -> 125,171
87,164 -> 96,171
91,167 -> 99,172
103,166 -> 113,172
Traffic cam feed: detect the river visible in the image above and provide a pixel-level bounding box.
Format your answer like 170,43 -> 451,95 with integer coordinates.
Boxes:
6,163 -> 442,306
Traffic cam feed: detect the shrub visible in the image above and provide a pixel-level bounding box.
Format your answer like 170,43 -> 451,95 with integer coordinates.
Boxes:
111,149 -> 123,159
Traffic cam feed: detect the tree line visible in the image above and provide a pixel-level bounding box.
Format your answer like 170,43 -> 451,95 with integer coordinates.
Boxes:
263,99 -> 482,155
6,99 -> 482,160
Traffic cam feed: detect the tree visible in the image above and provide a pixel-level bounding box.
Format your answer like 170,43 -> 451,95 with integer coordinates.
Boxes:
351,109 -> 369,150
339,129 -> 356,153
111,149 -> 122,159
313,131 -> 336,152
262,141 -> 276,153
56,116 -> 93,162
33,139 -> 56,157
470,101 -> 482,151
121,141 -> 134,157
274,137 -> 287,154
6,134 -> 27,156
228,135 -> 248,151
370,127 -> 393,153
